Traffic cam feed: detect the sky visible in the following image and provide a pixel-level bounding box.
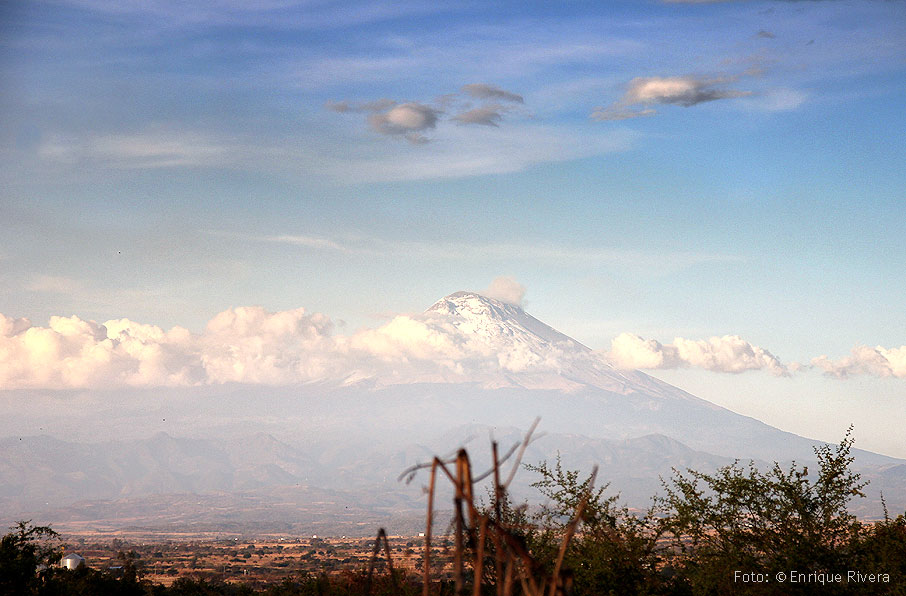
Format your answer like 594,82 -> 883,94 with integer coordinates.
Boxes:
1,0 -> 905,456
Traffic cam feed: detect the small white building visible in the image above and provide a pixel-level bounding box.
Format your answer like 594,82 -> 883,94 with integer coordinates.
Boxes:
61,553 -> 85,570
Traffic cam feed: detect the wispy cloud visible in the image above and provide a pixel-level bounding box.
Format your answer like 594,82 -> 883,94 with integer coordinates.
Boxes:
219,230 -> 743,270
738,88 -> 808,112
461,83 -> 524,104
326,99 -> 397,113
663,0 -> 862,3
26,274 -> 85,294
38,131 -> 233,169
263,235 -> 347,251
314,122 -> 638,181
204,230 -> 347,252
47,0 -> 456,31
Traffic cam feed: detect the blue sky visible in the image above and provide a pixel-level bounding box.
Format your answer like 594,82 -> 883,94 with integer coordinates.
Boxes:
1,0 -> 905,455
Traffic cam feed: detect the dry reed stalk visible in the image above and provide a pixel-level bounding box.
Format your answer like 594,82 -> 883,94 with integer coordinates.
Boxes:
491,441 -> 505,596
365,528 -> 398,596
393,419 -> 591,596
421,458 -> 438,596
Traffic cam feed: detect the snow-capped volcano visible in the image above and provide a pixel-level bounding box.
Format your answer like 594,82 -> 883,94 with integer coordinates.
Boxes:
411,291 -> 684,397
426,291 -> 586,350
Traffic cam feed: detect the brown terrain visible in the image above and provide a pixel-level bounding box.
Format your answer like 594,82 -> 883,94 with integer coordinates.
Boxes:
55,531 -> 455,588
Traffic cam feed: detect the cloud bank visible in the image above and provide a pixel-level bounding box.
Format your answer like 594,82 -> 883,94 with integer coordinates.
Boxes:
3,307 -> 901,390
0,304 -> 563,390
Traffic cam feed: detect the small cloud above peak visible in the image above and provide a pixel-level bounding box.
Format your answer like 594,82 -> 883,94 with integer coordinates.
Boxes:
481,276 -> 527,306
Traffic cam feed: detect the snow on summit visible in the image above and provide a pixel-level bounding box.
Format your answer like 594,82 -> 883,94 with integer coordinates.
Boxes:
416,291 -> 678,394
426,291 -> 585,350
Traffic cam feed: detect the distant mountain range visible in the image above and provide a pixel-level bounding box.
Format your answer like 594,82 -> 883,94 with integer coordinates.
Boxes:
3,292 -> 903,535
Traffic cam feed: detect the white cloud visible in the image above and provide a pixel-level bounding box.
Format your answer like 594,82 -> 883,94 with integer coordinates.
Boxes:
592,75 -> 751,121
674,335 -> 789,376
200,306 -> 337,384
367,103 -> 441,143
368,103 -> 439,133
0,307 -> 337,389
607,332 -> 789,376
0,314 -> 32,337
608,333 -> 682,370
811,345 -> 906,379
0,313 -> 137,389
481,277 -> 527,306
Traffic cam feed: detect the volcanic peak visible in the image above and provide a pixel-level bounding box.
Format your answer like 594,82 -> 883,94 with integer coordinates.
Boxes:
426,291 -> 587,352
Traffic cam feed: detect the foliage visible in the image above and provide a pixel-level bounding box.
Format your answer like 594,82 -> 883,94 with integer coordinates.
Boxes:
524,457 -> 666,596
659,427 -> 868,595
0,520 -> 61,595
849,507 -> 906,595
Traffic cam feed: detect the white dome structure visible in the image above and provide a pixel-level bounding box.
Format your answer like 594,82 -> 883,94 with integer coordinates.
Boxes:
61,553 -> 85,570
